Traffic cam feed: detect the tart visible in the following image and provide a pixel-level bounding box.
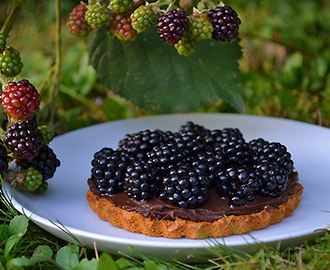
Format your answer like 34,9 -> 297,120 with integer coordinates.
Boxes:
86,122 -> 303,238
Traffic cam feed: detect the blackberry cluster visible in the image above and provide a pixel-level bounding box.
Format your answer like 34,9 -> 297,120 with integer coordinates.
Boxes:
207,5 -> 241,42
174,36 -> 197,56
38,125 -> 55,144
0,47 -> 24,78
91,121 -> 295,209
188,13 -> 214,42
18,167 -> 43,192
157,9 -> 189,45
5,120 -> 44,161
67,3 -> 91,37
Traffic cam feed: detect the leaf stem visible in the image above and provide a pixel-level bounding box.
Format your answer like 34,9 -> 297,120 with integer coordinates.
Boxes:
0,3 -> 22,38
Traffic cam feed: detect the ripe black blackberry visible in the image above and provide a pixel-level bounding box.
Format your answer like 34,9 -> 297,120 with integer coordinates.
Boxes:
17,145 -> 60,181
0,139 -> 8,172
147,143 -> 186,175
254,161 -> 288,197
5,120 -> 44,161
214,165 -> 258,207
157,9 -> 189,45
175,129 -> 205,155
179,121 -> 209,135
118,129 -> 165,162
207,5 -> 241,42
204,128 -> 243,147
91,147 -> 129,195
159,164 -> 210,208
251,140 -> 294,175
124,159 -> 160,200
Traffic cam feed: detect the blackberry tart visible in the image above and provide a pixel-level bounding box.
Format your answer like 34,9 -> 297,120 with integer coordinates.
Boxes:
86,122 -> 303,238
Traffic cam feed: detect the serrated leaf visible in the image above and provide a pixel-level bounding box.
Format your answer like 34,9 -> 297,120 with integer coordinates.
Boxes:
88,27 -> 244,113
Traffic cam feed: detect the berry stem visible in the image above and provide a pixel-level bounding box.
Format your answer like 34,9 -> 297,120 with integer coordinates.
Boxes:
0,2 -> 22,39
50,0 -> 62,125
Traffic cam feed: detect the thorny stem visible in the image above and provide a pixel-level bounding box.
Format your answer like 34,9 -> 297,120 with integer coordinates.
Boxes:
50,0 -> 61,125
0,2 -> 22,39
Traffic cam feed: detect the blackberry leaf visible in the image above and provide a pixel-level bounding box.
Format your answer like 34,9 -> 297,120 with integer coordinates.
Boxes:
88,27 -> 244,113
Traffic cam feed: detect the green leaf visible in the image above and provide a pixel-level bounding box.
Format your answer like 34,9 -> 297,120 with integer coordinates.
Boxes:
30,245 -> 53,264
97,253 -> 120,270
55,245 -> 80,270
8,215 -> 28,236
88,27 -> 244,113
73,258 -> 98,270
0,224 -> 10,242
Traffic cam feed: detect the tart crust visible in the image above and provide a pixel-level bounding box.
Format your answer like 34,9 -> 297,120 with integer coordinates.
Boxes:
86,182 -> 303,239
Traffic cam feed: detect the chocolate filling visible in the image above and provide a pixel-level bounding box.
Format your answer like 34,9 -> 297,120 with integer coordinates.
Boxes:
88,171 -> 299,223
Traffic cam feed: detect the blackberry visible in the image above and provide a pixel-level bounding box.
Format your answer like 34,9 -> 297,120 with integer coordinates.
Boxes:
18,167 -> 43,192
35,181 -> 49,195
0,140 -> 8,173
38,125 -> 55,145
91,147 -> 129,195
175,35 -> 196,56
254,161 -> 288,197
18,145 -> 60,181
109,12 -> 138,41
147,143 -> 186,175
204,127 -> 243,147
0,34 -> 6,51
175,129 -> 205,155
251,140 -> 294,174
0,79 -> 40,120
188,13 -> 213,41
207,5 -> 241,42
110,0 -> 132,14
179,121 -> 208,135
159,164 -> 210,208
131,4 -> 158,33
157,9 -> 189,45
0,47 -> 24,78
5,120 -> 44,161
124,159 -> 160,200
85,1 -> 111,29
118,129 -> 164,162
67,3 -> 91,37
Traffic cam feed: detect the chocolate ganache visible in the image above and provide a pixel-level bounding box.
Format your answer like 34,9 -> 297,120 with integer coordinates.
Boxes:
87,170 -> 299,223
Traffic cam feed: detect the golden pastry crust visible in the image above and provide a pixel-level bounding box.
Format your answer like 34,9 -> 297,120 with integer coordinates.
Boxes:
86,182 -> 303,239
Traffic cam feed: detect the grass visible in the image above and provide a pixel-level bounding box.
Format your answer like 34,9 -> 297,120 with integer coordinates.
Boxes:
1,0 -> 330,269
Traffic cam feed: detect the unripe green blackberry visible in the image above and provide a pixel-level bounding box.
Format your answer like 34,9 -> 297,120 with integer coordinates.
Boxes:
35,181 -> 48,195
0,47 -> 23,78
188,13 -> 213,41
130,4 -> 158,33
174,36 -> 196,56
38,125 -> 54,145
110,0 -> 132,14
0,34 -> 6,51
85,1 -> 111,29
19,167 -> 43,192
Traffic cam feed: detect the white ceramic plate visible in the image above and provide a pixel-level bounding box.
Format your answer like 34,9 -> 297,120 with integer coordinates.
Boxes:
2,113 -> 330,262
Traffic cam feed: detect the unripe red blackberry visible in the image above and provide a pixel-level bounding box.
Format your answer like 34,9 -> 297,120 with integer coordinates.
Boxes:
110,0 -> 132,14
0,47 -> 23,78
85,1 -> 111,29
188,13 -> 213,41
0,34 -> 6,51
207,5 -> 241,42
131,4 -> 158,33
0,79 -> 40,120
110,13 -> 138,41
5,120 -> 44,161
157,9 -> 189,45
67,3 -> 91,37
